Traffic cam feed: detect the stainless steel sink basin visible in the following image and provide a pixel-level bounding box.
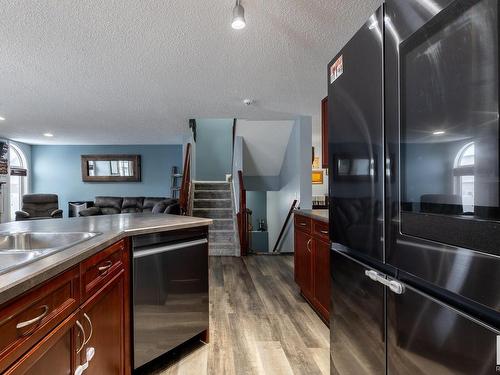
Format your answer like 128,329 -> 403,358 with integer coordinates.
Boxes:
0,232 -> 101,274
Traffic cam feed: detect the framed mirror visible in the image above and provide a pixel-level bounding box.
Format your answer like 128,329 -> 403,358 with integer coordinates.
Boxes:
81,154 -> 141,182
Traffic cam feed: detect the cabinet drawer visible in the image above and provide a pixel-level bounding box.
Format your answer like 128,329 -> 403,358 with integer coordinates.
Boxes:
0,267 -> 79,373
294,215 -> 311,233
313,220 -> 329,242
81,239 -> 127,301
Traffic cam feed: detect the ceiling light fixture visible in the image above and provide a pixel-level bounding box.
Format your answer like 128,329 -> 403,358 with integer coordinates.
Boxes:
433,130 -> 445,135
43,132 -> 54,137
0,116 -> 5,121
231,0 -> 246,30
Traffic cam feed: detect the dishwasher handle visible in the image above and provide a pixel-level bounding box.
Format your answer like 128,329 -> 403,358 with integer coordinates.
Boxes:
133,238 -> 208,259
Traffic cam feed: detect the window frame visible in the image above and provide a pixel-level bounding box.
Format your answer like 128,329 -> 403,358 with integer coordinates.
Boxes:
9,143 -> 29,220
453,142 -> 475,212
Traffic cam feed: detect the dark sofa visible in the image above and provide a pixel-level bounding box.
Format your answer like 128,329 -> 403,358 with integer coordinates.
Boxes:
79,196 -> 179,217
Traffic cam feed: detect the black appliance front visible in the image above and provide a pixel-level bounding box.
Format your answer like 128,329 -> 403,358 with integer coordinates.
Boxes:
330,250 -> 385,375
387,282 -> 499,374
132,228 -> 209,370
328,6 -> 385,264
385,0 -> 500,317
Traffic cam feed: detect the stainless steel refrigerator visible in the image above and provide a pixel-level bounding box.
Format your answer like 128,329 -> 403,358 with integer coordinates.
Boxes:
328,1 -> 500,374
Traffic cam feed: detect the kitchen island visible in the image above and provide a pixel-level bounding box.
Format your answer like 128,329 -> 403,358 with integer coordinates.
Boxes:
0,213 -> 212,374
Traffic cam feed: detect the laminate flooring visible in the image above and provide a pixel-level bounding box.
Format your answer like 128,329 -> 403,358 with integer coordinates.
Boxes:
151,255 -> 330,375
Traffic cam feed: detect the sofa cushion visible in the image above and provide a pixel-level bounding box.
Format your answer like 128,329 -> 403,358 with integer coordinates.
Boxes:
143,197 -> 168,212
164,202 -> 180,215
151,201 -> 168,214
121,197 -> 144,213
95,196 -> 123,215
79,207 -> 102,217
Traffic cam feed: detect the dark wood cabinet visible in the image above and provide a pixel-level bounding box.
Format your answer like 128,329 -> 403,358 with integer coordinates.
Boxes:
294,226 -> 313,301
0,267 -> 80,373
81,269 -> 128,375
294,213 -> 330,323
313,238 -> 330,319
321,96 -> 328,169
1,239 -> 131,375
3,313 -> 78,375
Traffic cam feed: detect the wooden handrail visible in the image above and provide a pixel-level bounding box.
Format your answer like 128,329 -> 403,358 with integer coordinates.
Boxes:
272,199 -> 298,253
236,170 -> 249,255
179,143 -> 191,215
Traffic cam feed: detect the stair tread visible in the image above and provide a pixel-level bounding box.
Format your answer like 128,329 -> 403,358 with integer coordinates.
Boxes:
194,190 -> 230,192
193,209 -> 232,212
193,198 -> 232,201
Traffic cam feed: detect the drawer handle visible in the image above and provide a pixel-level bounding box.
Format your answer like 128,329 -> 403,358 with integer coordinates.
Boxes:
320,230 -> 329,234
306,239 -> 312,252
83,313 -> 93,346
299,222 -> 307,226
76,320 -> 86,354
98,260 -> 113,274
16,305 -> 49,330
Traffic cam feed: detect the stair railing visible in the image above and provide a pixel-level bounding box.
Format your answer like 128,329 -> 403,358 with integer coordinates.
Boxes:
179,143 -> 192,215
236,170 -> 250,255
272,199 -> 298,253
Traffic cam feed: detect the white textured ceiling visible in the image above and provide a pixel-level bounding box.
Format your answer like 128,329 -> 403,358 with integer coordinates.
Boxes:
236,120 -> 294,176
0,0 -> 383,145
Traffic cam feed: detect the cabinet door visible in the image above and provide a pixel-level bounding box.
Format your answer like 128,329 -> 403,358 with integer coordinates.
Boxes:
81,269 -> 128,375
313,238 -> 330,320
4,313 -> 78,375
294,228 -> 313,300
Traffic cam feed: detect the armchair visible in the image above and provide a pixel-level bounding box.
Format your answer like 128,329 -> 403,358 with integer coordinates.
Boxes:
15,194 -> 63,221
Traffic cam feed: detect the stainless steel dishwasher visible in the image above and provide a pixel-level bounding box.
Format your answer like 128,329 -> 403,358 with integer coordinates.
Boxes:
132,227 -> 209,370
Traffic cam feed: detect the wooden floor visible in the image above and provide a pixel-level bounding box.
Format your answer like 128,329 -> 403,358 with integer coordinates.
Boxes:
151,255 -> 330,375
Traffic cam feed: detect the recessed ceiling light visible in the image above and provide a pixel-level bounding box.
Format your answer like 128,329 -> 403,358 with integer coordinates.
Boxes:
43,133 -> 54,137
0,117 -> 5,121
243,98 -> 254,106
433,130 -> 445,135
231,0 -> 246,30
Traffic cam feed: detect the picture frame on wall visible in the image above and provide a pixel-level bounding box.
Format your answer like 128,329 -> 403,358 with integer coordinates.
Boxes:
312,170 -> 324,184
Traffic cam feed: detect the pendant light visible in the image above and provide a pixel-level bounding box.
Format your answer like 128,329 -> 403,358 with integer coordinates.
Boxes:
231,0 -> 246,30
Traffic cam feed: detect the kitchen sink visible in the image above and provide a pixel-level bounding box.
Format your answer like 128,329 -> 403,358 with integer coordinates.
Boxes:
0,232 -> 101,275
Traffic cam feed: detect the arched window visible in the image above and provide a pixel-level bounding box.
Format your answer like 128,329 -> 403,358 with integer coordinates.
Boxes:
454,142 -> 474,213
9,144 -> 28,221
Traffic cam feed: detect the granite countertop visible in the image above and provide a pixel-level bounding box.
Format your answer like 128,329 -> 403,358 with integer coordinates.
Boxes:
294,209 -> 329,223
0,213 -> 212,305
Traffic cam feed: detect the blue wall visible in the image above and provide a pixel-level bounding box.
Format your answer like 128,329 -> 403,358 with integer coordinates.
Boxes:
32,145 -> 182,217
267,116 -> 312,253
247,191 -> 267,229
195,119 -> 233,181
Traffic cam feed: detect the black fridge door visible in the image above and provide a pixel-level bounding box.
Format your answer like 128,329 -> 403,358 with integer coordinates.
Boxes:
330,250 -> 385,375
387,282 -> 500,374
328,6 -> 385,263
385,0 -> 500,315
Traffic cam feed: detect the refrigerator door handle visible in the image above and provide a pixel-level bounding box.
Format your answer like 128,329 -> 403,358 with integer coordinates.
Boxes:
364,269 -> 405,295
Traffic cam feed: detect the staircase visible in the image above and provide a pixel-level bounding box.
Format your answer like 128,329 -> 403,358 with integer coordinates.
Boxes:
192,182 -> 240,256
